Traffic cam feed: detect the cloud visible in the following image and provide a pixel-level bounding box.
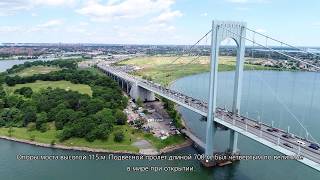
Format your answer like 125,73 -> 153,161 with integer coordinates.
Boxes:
227,0 -> 249,3
38,19 -> 64,28
0,26 -> 21,33
226,0 -> 269,4
312,22 -> 320,28
200,12 -> 208,17
0,0 -> 31,16
76,0 -> 176,22
235,7 -> 249,11
0,0 -> 77,16
32,0 -> 76,6
151,10 -> 183,23
29,19 -> 64,32
79,21 -> 89,26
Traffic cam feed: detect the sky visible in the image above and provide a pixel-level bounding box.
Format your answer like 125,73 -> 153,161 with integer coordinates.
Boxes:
0,0 -> 319,46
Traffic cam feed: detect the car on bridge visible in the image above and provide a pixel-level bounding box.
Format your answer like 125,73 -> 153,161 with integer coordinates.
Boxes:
296,140 -> 306,147
309,143 -> 320,150
267,128 -> 280,133
282,133 -> 293,139
283,143 -> 293,148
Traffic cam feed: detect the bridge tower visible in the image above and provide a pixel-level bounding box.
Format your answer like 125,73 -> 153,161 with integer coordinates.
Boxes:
205,20 -> 246,156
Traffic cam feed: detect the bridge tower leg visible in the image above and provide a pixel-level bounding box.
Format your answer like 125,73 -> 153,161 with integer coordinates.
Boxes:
205,20 -> 246,157
229,24 -> 246,154
205,21 -> 220,157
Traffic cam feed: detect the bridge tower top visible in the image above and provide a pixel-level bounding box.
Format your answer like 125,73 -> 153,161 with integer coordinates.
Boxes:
212,20 -> 246,47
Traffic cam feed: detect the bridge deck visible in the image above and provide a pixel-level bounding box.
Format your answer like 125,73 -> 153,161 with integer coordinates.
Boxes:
97,63 -> 320,172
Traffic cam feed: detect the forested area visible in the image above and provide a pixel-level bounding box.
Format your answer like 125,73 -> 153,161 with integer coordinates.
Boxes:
162,98 -> 182,128
6,59 -> 79,74
0,60 -> 128,142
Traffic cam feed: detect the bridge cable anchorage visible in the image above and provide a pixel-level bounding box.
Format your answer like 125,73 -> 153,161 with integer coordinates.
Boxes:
246,27 -> 320,59
221,26 -> 320,71
219,26 -> 320,144
170,29 -> 212,65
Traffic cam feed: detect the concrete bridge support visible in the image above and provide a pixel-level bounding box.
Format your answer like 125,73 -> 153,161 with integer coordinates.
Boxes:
129,83 -> 155,102
205,20 -> 246,157
229,130 -> 239,153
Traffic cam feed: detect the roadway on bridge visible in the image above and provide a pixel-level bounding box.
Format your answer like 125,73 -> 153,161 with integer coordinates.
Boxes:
97,63 -> 320,171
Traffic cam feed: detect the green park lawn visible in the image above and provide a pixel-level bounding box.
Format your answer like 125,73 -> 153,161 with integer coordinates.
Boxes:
0,123 -> 185,152
118,56 -> 273,86
0,124 -> 141,152
4,80 -> 93,96
13,65 -> 61,77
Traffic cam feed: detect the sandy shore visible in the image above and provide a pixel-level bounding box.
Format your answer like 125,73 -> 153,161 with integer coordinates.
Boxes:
0,135 -> 191,155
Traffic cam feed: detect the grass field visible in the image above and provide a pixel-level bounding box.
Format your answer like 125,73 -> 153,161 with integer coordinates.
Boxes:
118,56 -> 273,86
0,123 -> 185,152
13,66 -> 61,77
143,133 -> 186,149
4,80 -> 93,96
0,124 -> 141,152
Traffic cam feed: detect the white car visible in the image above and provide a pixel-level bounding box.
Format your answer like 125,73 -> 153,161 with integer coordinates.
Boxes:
296,140 -> 306,146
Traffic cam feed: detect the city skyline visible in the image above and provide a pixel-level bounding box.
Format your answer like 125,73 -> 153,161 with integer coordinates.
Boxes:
0,0 -> 319,46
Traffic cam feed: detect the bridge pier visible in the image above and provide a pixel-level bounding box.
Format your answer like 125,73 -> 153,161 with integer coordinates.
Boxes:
121,79 -> 124,89
129,83 -> 155,102
126,82 -> 129,94
229,130 -> 238,153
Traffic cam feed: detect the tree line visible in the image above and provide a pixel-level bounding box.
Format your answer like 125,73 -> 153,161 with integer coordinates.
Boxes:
0,61 -> 128,142
6,59 -> 79,74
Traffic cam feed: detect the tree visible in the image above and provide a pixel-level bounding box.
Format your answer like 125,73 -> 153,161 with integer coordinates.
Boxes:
0,99 -> 4,109
85,98 -> 104,114
14,87 -> 33,98
85,131 -> 96,142
93,123 -> 112,140
59,126 -> 74,141
1,64 -> 129,142
1,107 -> 22,124
47,103 -> 67,122
5,95 -> 24,108
21,103 -> 37,127
0,86 -> 6,99
27,122 -> 36,131
94,108 -> 115,124
136,97 -> 143,107
36,112 -> 48,130
55,109 -> 79,130
39,123 -> 48,132
114,131 -> 124,142
114,109 -> 127,125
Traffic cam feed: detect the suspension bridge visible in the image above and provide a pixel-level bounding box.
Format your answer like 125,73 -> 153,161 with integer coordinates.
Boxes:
97,20 -> 320,171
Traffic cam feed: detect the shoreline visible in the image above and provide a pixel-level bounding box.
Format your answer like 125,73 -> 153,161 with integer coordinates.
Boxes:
0,135 -> 192,155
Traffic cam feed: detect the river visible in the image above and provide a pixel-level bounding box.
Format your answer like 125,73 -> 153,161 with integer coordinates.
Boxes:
0,60 -> 319,179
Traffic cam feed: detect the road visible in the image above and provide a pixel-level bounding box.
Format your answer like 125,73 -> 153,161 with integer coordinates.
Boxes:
97,63 -> 320,170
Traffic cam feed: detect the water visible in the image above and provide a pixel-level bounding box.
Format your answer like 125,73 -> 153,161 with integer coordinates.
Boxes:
170,71 -> 320,179
171,71 -> 320,141
0,60 -> 320,179
0,59 -> 54,72
0,57 -> 73,72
